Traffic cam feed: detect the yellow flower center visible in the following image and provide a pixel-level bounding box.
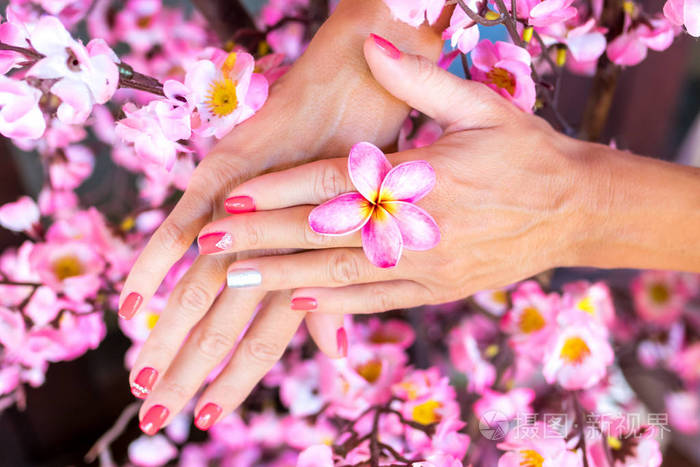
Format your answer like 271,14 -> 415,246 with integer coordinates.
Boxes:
146,312 -> 160,330
649,283 -> 670,304
52,255 -> 84,280
206,78 -> 238,118
412,399 -> 442,425
519,449 -> 544,467
356,360 -> 382,383
492,290 -> 508,305
487,67 -> 516,96
577,297 -> 595,315
560,336 -> 591,364
369,330 -> 401,344
398,382 -> 419,400
607,435 -> 622,450
518,307 -> 546,334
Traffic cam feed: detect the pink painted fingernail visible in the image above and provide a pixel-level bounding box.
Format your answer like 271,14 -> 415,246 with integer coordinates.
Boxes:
131,367 -> 158,399
198,232 -> 233,254
140,405 -> 169,435
370,33 -> 401,59
291,297 -> 317,311
225,195 -> 256,214
337,327 -> 348,358
119,292 -> 142,320
195,403 -> 222,431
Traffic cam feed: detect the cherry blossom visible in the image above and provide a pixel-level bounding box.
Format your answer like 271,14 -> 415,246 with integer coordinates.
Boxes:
663,0 -> 700,37
0,75 -> 46,139
0,196 -> 39,232
309,142 -> 440,268
382,0 -> 446,28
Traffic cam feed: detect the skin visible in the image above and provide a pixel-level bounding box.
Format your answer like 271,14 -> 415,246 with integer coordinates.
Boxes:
120,0 -> 450,431
123,2 -> 700,433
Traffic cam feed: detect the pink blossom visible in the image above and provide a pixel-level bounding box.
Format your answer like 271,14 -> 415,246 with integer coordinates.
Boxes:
0,20 -> 30,74
0,365 -> 20,395
0,75 -> 46,139
470,40 -> 536,113
398,117 -> 443,151
666,391 -> 700,434
561,280 -> 615,329
607,17 -> 676,67
185,51 -> 268,139
0,196 -> 39,232
297,444 -> 334,467
49,145 -> 94,190
309,142 -> 440,268
382,0 -> 446,27
442,2 -> 480,54
671,342 -> 700,384
128,434 -> 178,467
663,0 -> 700,37
501,281 -> 559,361
281,359 -> 324,416
473,287 -> 512,316
28,16 -> 119,123
37,188 -> 78,217
631,270 -> 690,326
352,318 -> 415,349
497,422 -> 582,467
542,316 -> 613,390
528,0 -> 577,27
473,388 -> 535,423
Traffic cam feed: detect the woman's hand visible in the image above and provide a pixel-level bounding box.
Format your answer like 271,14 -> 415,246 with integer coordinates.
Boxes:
119,0 -> 448,435
197,36 -> 593,314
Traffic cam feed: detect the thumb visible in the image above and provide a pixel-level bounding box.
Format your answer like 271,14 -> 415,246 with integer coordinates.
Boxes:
363,34 -> 504,131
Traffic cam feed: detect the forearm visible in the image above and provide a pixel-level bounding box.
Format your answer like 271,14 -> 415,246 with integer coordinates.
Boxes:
572,142 -> 700,272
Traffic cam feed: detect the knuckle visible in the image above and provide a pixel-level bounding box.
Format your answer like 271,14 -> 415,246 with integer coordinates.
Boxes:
414,55 -> 439,86
368,285 -> 395,312
328,251 -> 361,285
196,328 -> 235,359
303,221 -> 333,247
157,221 -> 188,251
161,380 -> 190,400
314,163 -> 346,200
177,284 -> 211,314
244,337 -> 285,365
241,219 -> 262,248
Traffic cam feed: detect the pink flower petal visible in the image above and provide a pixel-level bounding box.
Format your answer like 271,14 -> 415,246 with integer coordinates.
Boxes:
361,207 -> 403,268
348,142 -> 392,203
309,192 -> 372,235
379,160 -> 436,203
385,201 -> 440,250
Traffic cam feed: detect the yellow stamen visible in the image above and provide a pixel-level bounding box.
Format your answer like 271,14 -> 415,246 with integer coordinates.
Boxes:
486,67 -> 516,96
485,344 -> 500,358
649,283 -> 670,304
518,307 -> 546,334
519,449 -> 544,467
206,78 -> 238,117
146,312 -> 160,330
560,336 -> 591,364
357,360 -> 382,383
492,290 -> 508,305
120,216 -> 135,232
484,10 -> 501,20
52,255 -> 83,281
577,297 -> 595,315
555,47 -> 567,67
412,400 -> 442,425
523,26 -> 534,43
607,435 -> 622,450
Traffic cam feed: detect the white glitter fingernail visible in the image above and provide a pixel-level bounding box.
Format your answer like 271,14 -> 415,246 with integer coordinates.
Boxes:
227,268 -> 262,288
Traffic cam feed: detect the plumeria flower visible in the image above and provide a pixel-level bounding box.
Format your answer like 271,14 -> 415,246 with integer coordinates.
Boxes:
0,75 -> 46,139
470,40 -> 536,113
27,16 -> 119,123
663,0 -> 700,37
382,0 -> 446,27
185,51 -> 269,139
309,142 -> 440,268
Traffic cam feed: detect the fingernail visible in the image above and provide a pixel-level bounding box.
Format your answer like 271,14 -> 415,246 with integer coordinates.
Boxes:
131,367 -> 158,399
119,292 -> 143,320
370,33 -> 401,60
227,268 -> 262,288
140,405 -> 169,435
195,403 -> 222,431
198,232 -> 233,254
337,327 -> 348,358
291,297 -> 317,311
225,195 -> 256,214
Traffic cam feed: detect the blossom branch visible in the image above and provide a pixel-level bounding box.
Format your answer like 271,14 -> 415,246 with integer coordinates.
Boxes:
454,0 -> 505,26
84,402 -> 140,464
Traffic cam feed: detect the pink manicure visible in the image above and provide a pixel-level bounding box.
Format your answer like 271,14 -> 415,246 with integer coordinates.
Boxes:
370,33 -> 401,59
118,292 -> 142,320
291,297 -> 317,311
131,367 -> 158,399
225,195 -> 256,214
337,327 -> 348,358
195,403 -> 222,431
198,232 -> 233,254
140,405 -> 169,435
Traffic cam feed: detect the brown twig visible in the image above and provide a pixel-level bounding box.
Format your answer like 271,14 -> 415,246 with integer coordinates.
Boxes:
85,402 -> 140,464
456,0 -> 505,26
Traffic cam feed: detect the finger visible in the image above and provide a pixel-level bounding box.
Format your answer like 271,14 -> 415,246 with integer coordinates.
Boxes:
194,292 -> 305,429
197,206 -> 361,256
363,34 -> 507,132
223,248 -> 400,292
137,285 -> 265,434
290,280 -> 433,315
305,312 -> 347,358
128,254 -> 229,399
